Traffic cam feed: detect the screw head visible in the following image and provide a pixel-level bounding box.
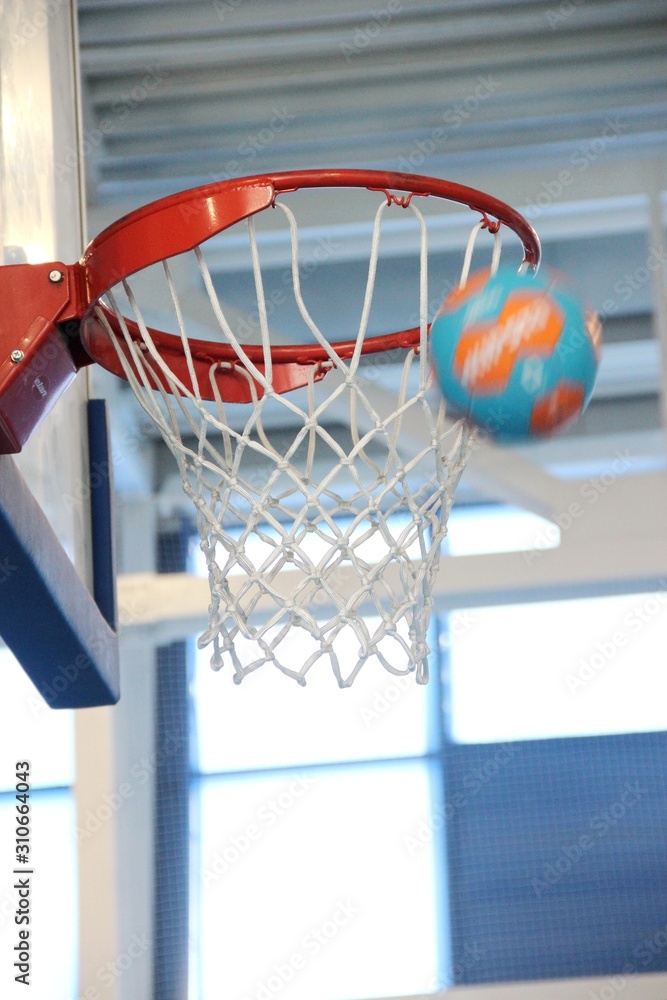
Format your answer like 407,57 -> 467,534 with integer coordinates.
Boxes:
48,269 -> 64,284
10,350 -> 24,363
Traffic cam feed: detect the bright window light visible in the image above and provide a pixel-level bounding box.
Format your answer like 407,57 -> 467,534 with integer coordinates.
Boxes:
0,793 -> 77,997
194,762 -> 440,1000
445,504 -> 559,557
0,649 -> 74,791
193,635 -> 434,772
447,589 -> 667,743
0,654 -> 76,997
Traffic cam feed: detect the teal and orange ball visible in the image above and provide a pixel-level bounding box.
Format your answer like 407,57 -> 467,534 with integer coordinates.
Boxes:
429,265 -> 602,439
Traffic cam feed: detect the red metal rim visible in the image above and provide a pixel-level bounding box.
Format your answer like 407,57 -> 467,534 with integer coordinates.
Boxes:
78,169 -> 541,393
84,303 -> 425,366
79,304 -> 431,403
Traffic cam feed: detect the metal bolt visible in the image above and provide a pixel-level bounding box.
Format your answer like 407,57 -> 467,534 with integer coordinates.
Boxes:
48,269 -> 64,284
10,350 -> 24,363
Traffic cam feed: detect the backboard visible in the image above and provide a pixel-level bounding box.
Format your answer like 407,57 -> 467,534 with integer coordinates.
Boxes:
0,0 -> 118,707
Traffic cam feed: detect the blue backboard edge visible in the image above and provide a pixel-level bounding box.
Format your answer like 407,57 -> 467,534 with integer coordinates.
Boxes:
0,402 -> 120,708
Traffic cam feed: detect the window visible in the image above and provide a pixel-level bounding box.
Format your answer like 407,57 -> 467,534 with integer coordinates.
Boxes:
441,584 -> 667,982
190,644 -> 445,1000
445,503 -> 560,557
447,591 -> 667,743
185,506 -> 667,992
0,651 -> 77,996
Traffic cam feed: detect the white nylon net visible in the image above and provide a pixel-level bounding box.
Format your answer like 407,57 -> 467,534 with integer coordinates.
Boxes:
95,196 -> 493,686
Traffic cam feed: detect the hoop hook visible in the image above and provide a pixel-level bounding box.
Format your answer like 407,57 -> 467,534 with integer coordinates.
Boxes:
479,211 -> 501,234
369,187 -> 419,208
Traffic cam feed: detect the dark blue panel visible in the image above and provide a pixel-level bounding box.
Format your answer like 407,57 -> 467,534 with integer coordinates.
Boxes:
0,453 -> 119,708
445,733 -> 667,982
87,399 -> 117,631
154,640 -> 190,1000
154,526 -> 190,999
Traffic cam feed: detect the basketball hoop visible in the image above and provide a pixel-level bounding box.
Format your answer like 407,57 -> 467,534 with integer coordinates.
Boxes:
0,169 -> 540,686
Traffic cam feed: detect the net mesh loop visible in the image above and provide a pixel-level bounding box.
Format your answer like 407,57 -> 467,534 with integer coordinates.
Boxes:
92,194 -> 504,686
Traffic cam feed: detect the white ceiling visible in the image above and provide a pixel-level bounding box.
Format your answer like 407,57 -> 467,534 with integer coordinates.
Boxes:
76,0 -> 667,511
78,0 -> 667,200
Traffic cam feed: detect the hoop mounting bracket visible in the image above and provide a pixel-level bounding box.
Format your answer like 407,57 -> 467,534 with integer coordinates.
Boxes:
0,262 -> 89,453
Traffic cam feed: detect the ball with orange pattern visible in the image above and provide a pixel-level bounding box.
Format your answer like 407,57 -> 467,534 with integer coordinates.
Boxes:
429,265 -> 601,439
